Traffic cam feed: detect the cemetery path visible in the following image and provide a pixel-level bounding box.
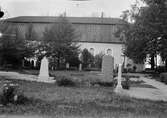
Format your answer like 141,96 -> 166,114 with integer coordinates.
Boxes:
141,75 -> 167,95
125,73 -> 167,101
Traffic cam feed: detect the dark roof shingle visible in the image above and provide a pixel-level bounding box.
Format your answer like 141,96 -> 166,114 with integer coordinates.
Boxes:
5,16 -> 126,25
3,16 -> 125,44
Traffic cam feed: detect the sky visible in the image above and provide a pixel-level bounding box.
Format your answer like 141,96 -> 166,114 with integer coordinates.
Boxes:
0,0 -> 136,18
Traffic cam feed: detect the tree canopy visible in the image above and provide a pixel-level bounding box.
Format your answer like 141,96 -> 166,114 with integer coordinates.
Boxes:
0,22 -> 36,68
42,16 -> 80,69
121,0 -> 167,69
80,48 -> 94,69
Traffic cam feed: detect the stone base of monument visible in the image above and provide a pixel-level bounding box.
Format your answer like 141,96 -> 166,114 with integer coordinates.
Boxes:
114,85 -> 129,96
37,76 -> 56,83
114,63 -> 128,96
37,56 -> 56,83
114,85 -> 123,94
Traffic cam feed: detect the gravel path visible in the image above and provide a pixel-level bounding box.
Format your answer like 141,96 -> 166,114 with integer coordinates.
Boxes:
125,73 -> 167,101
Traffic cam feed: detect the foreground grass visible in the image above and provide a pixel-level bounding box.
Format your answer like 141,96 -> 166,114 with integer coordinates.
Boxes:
0,77 -> 167,118
0,71 -> 167,118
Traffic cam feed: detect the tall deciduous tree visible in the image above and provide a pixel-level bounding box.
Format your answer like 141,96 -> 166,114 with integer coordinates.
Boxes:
120,0 -> 167,70
42,16 -> 80,69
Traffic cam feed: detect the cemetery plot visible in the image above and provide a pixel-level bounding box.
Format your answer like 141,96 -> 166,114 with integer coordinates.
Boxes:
0,72 -> 166,118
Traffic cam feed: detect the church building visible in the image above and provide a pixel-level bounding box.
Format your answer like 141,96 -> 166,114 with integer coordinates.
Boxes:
4,16 -> 128,69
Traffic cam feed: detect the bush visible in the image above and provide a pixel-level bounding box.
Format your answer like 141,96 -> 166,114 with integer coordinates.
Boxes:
114,77 -> 130,90
83,67 -> 101,71
156,66 -> 166,73
92,77 -> 130,89
68,67 -> 78,71
144,68 -> 155,73
81,48 -> 94,69
91,80 -> 117,87
94,52 -> 104,69
160,73 -> 167,84
0,83 -> 27,105
122,77 -> 130,89
56,76 -> 76,87
123,68 -> 128,73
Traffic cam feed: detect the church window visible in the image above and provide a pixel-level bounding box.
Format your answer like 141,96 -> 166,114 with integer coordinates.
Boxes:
90,48 -> 94,55
107,49 -> 112,55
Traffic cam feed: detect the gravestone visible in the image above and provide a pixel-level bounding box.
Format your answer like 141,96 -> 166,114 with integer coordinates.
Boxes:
102,55 -> 114,81
66,63 -> 70,69
79,63 -> 82,71
38,57 -> 49,81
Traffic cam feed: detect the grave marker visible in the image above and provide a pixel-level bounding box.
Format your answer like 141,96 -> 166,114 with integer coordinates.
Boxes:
38,57 -> 49,81
102,55 -> 114,81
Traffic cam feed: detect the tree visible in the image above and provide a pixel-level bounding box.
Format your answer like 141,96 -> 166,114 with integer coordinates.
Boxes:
42,16 -> 80,69
120,0 -> 167,70
24,23 -> 39,68
94,52 -> 104,69
0,22 -> 36,68
24,23 -> 38,58
81,48 -> 94,69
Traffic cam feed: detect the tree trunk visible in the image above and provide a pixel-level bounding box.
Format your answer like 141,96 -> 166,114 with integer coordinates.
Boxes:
57,53 -> 60,69
165,59 -> 167,72
57,58 -> 60,69
53,57 -> 56,70
151,55 -> 155,70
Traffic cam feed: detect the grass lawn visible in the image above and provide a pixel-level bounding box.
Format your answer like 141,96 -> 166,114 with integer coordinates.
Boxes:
0,72 -> 167,118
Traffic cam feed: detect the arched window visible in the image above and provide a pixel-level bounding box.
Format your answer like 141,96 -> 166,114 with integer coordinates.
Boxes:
107,49 -> 112,56
90,48 -> 94,55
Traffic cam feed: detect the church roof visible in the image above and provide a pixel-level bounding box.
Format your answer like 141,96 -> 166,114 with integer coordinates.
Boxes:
5,16 -> 126,25
3,16 -> 125,44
